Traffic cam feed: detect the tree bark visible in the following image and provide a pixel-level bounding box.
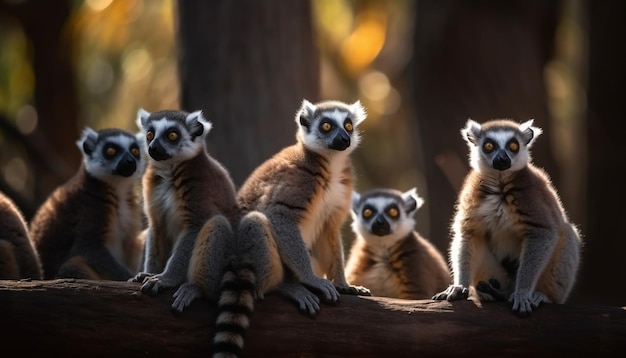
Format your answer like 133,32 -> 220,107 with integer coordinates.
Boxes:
1,279 -> 624,357
175,0 -> 319,187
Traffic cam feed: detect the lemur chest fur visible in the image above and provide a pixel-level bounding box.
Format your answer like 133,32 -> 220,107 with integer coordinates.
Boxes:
106,185 -> 137,263
360,247 -> 403,296
150,171 -> 184,242
299,155 -> 350,249
474,180 -> 523,260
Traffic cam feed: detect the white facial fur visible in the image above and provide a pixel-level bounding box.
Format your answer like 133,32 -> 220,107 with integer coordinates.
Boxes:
463,119 -> 542,175
296,99 -> 367,156
351,188 -> 423,248
136,109 -> 212,168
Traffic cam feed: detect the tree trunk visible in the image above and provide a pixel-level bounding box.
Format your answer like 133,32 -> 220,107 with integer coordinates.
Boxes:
409,0 -> 561,253
1,279 -> 624,357
581,0 -> 626,307
175,0 -> 319,186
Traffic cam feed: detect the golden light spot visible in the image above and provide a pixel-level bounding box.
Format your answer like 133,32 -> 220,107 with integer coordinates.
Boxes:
340,10 -> 387,76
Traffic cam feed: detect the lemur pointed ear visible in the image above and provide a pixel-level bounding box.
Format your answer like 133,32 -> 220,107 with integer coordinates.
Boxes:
519,119 -> 542,146
186,110 -> 212,138
402,187 -> 424,216
296,99 -> 316,128
137,108 -> 151,130
462,118 -> 482,145
78,127 -> 99,156
351,100 -> 367,125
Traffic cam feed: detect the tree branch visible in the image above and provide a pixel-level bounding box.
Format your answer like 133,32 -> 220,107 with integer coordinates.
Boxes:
0,279 -> 623,357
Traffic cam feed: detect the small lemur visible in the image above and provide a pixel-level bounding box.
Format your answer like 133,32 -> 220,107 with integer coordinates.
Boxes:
130,109 -> 240,296
345,188 -> 451,300
237,99 -> 371,299
29,127 -> 145,280
432,118 -> 582,317
0,191 -> 43,280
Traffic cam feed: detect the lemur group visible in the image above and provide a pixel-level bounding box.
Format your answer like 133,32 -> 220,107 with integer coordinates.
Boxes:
1,99 -> 582,356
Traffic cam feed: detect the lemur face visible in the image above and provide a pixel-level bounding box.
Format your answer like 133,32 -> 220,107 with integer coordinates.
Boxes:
462,119 -> 542,174
136,109 -> 211,164
296,99 -> 367,154
351,188 -> 423,245
79,127 -> 144,181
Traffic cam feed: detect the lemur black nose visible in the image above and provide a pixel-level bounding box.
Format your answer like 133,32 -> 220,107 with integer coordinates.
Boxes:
149,141 -> 170,161
371,216 -> 391,236
493,151 -> 511,171
330,132 -> 351,151
116,153 -> 137,177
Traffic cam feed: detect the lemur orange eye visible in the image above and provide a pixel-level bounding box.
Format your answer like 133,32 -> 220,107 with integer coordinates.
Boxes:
483,142 -> 494,151
105,147 -> 116,156
321,122 -> 332,132
344,122 -> 353,132
146,131 -> 154,141
363,208 -> 373,218
131,147 -> 140,157
509,141 -> 519,151
168,131 -> 178,141
388,208 -> 399,218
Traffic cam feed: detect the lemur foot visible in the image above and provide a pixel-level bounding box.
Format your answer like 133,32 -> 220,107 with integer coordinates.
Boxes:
305,277 -> 340,303
432,284 -> 469,301
140,274 -> 175,295
509,291 -> 550,318
171,282 -> 202,313
128,272 -> 153,283
476,279 -> 507,301
336,284 -> 371,296
277,283 -> 321,317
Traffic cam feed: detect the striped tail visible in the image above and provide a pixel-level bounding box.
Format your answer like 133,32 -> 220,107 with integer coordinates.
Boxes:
212,263 -> 257,358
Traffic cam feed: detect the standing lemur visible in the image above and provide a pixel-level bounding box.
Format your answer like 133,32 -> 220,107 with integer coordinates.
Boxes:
129,109 -> 240,296
29,127 -> 145,280
346,187 -> 451,299
432,118 -> 582,317
0,191 -> 43,280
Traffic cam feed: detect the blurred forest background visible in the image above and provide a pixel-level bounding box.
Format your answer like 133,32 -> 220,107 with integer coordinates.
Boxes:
0,0 -> 624,307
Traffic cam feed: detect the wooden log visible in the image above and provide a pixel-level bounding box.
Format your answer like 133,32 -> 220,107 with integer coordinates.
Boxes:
0,279 -> 624,357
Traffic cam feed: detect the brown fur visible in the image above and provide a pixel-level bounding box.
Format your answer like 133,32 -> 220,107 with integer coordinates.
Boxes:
0,192 -> 43,280
238,141 -> 353,287
29,165 -> 142,280
140,152 -> 239,275
346,231 -> 450,299
454,164 -> 580,303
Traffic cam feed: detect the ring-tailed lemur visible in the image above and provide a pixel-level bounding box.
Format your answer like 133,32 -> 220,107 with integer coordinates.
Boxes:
29,127 -> 145,280
129,109 -> 240,297
172,99 -> 371,358
432,118 -> 582,317
346,187 -> 451,299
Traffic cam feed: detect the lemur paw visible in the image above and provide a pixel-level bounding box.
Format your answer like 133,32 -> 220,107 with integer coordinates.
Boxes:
276,283 -> 321,317
140,274 -> 173,295
432,285 -> 469,301
476,279 -> 507,301
509,291 -> 549,318
171,282 -> 201,313
336,284 -> 371,296
307,277 -> 340,303
128,272 -> 153,283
